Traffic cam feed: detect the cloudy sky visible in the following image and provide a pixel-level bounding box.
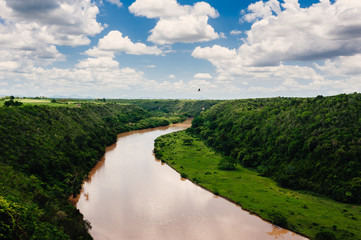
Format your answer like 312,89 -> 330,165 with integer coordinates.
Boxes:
0,0 -> 360,99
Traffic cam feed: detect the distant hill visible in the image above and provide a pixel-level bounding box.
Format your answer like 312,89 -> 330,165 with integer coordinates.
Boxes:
109,99 -> 222,117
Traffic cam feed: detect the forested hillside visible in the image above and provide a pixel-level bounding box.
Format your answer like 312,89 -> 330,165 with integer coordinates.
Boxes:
0,103 -> 185,239
109,99 -> 221,116
189,93 -> 361,203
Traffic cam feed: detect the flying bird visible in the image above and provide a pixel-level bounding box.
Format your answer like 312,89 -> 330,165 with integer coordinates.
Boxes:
198,88 -> 200,92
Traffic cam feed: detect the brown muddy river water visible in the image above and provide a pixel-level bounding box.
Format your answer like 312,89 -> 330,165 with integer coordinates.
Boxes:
75,120 -> 307,240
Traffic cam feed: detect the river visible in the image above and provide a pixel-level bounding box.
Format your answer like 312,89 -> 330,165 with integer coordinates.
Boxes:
74,120 -> 307,240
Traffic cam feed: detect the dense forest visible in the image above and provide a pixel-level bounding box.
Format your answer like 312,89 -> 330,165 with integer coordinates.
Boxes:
189,93 -> 361,203
109,99 -> 221,116
0,103 -> 186,239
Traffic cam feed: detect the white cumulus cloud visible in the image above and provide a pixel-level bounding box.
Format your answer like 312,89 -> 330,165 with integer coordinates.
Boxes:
230,30 -> 242,36
191,0 -> 361,96
315,54 -> 361,76
168,74 -> 176,79
105,0 -> 122,7
129,0 -> 220,44
0,0 -> 103,67
242,0 -> 281,22
86,31 -> 163,56
193,73 -> 212,79
239,0 -> 361,66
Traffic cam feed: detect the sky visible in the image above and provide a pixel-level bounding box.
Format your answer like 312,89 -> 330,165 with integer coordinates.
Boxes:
0,0 -> 360,99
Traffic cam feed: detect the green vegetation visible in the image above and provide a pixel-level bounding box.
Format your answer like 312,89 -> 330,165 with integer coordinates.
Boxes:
1,97 -> 83,108
4,99 -> 23,107
189,93 -> 361,203
3,96 -> 23,107
0,103 -> 185,239
2,93 -> 360,239
217,156 -> 237,170
1,98 -> 221,115
155,131 -> 361,240
0,165 -> 82,239
109,99 -> 221,117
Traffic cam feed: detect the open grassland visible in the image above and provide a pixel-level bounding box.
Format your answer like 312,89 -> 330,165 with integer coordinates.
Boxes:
0,98 -> 136,107
154,131 -> 361,240
1,98 -> 78,107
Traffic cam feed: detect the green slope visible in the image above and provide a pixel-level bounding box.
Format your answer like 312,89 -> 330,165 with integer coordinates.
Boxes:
0,103 -> 185,239
155,131 -> 361,240
189,93 -> 361,203
109,99 -> 222,116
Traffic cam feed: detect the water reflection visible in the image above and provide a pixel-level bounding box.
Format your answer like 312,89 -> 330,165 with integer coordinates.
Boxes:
76,120 -> 307,240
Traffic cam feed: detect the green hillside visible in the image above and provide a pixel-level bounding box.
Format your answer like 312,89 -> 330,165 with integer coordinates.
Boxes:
0,103 -> 184,239
155,131 -> 361,240
109,99 -> 221,116
189,93 -> 361,203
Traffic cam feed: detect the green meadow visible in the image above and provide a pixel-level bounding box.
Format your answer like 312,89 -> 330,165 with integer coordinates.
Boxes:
154,131 -> 361,240
0,98 -> 81,107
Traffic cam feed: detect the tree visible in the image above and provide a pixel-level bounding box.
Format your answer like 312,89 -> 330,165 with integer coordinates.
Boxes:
182,138 -> 193,146
4,99 -> 23,107
218,156 -> 237,170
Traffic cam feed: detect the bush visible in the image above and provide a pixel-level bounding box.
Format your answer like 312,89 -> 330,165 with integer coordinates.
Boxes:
180,172 -> 187,178
315,231 -> 337,240
268,211 -> 288,228
218,156 -> 237,170
182,138 -> 193,146
4,99 -> 23,107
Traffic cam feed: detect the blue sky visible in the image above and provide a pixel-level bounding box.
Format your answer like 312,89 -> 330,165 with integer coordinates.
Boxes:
0,0 -> 359,99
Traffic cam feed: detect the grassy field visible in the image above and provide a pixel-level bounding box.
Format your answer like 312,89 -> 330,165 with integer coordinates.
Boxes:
0,98 -> 85,107
0,98 -> 135,107
155,131 -> 361,240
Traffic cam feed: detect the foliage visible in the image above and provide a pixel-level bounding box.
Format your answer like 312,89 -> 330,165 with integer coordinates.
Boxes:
0,166 -> 73,239
4,99 -> 23,107
190,93 -> 361,203
268,211 -> 288,228
180,173 -> 188,178
217,156 -> 237,170
154,130 -> 361,240
0,103 -> 185,239
182,138 -> 193,146
315,231 -> 337,240
109,99 -> 222,117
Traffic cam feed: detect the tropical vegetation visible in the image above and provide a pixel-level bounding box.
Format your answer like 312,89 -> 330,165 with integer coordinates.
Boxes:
189,93 -> 361,203
0,102 -> 186,239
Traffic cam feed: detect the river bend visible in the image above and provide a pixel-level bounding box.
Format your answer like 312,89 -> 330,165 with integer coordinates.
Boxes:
75,120 -> 307,240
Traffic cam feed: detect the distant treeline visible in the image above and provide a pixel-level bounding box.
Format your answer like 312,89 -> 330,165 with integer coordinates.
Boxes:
0,103 -> 185,239
109,99 -> 222,117
189,93 -> 361,203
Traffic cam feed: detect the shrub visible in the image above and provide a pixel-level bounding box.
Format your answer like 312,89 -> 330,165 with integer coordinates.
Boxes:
4,99 -> 23,107
180,173 -> 187,178
182,138 -> 193,146
218,156 -> 237,170
315,231 -> 337,240
268,211 -> 288,228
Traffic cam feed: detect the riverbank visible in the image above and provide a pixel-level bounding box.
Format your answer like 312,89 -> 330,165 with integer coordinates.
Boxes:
154,131 -> 361,240
76,120 -> 304,240
69,118 -> 192,206
0,104 -> 185,239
